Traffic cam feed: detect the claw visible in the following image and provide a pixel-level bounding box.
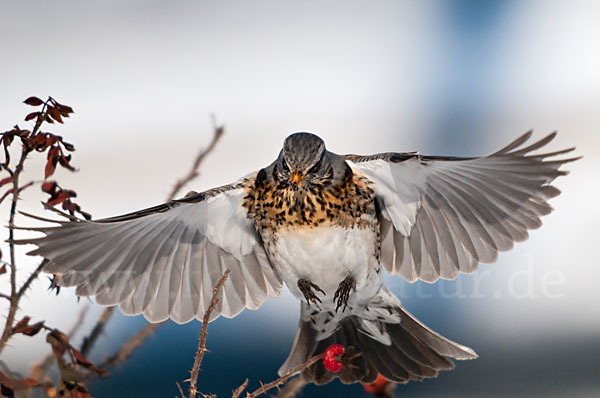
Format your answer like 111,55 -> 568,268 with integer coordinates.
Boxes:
298,278 -> 325,309
333,276 -> 355,312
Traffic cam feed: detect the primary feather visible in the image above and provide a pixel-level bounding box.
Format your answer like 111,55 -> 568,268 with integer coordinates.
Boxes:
16,130 -> 577,386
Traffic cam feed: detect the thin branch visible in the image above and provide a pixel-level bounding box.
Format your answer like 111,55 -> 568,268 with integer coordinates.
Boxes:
232,379 -> 248,398
98,321 -> 164,370
0,99 -> 50,354
167,117 -> 224,201
176,381 -> 186,398
245,353 -> 324,398
188,269 -> 230,398
16,260 -> 47,299
274,376 -> 306,398
80,307 -> 114,356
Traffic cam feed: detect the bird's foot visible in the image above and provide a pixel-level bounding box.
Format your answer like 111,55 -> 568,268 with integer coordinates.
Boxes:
298,278 -> 326,310
333,275 -> 355,312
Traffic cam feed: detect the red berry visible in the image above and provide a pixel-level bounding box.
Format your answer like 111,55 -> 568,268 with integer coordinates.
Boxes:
323,344 -> 345,373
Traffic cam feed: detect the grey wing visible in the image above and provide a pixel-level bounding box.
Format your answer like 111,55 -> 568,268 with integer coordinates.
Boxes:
17,180 -> 282,323
347,131 -> 580,282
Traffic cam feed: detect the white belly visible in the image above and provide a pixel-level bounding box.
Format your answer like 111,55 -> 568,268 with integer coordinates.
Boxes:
271,225 -> 380,308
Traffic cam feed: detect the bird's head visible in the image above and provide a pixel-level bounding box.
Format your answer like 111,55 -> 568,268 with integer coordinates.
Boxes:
276,132 -> 331,188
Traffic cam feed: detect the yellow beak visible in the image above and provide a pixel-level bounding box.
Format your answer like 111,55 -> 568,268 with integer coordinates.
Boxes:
289,170 -> 304,186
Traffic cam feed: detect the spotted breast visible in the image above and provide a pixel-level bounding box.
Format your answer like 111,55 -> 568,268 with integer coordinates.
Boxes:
243,164 -> 383,312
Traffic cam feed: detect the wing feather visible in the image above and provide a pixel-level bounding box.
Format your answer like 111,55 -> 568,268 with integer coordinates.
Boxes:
347,132 -> 578,282
16,181 -> 283,323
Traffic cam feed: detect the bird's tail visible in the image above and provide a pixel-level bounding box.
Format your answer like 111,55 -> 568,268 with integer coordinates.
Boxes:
278,287 -> 478,385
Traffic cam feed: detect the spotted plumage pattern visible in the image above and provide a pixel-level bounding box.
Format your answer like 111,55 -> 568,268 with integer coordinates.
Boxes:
15,131 -> 578,386
243,166 -> 377,234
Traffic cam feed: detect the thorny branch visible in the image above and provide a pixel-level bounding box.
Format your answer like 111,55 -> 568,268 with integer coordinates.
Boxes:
188,269 -> 231,398
0,98 -> 52,353
80,307 -> 114,357
231,379 -> 249,398
16,259 -> 47,299
273,376 -> 306,398
242,354 -> 324,398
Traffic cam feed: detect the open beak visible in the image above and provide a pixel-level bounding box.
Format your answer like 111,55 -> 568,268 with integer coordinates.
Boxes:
289,169 -> 304,186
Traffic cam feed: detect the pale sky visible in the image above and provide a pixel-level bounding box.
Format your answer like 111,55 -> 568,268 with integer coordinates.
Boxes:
1,0 -> 599,395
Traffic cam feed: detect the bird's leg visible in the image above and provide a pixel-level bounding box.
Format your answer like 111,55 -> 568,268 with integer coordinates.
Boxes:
333,275 -> 355,312
297,278 -> 326,310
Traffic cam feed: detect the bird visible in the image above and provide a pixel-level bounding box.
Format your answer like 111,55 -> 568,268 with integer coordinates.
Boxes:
17,131 -> 578,386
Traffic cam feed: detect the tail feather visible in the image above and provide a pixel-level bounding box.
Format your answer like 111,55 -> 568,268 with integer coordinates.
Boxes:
279,289 -> 477,385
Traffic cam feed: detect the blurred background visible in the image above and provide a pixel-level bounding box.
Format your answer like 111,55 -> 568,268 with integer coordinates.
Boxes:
1,0 -> 599,396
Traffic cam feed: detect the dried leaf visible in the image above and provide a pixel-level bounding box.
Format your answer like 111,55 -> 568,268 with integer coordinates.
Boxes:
23,96 -> 44,106
48,191 -> 70,206
12,317 -> 44,337
2,143 -> 9,168
45,147 -> 60,178
41,181 -> 57,193
59,156 -> 76,172
14,316 -> 30,330
0,177 -> 12,187
71,349 -> 109,378
3,134 -> 13,147
54,103 -> 74,114
47,107 -> 64,124
18,321 -> 44,337
61,199 -> 73,211
24,112 -> 39,122
62,141 -> 75,152
33,133 -> 47,148
46,134 -> 58,146
44,159 -> 57,179
61,189 -> 76,197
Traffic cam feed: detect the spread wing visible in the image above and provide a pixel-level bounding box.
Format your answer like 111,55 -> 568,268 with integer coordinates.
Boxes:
17,177 -> 283,324
346,131 -> 579,283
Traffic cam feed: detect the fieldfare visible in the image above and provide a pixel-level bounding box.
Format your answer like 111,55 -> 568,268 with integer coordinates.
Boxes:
19,131 -> 578,385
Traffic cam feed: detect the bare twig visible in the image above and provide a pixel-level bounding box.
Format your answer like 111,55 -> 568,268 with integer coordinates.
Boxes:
99,321 -> 164,370
167,117 -> 224,201
188,269 -> 230,398
176,381 -> 186,398
16,260 -> 47,299
245,353 -> 324,398
80,307 -> 114,356
232,379 -> 249,398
